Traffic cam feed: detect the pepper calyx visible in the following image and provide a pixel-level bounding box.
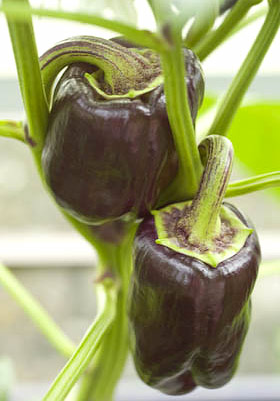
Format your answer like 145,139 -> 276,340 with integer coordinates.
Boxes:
152,201 -> 252,267
85,72 -> 163,100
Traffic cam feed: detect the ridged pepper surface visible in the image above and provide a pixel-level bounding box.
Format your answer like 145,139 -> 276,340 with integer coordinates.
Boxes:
129,202 -> 260,395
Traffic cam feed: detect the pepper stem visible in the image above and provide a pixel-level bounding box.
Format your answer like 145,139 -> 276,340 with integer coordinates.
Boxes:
179,135 -> 233,247
157,27 -> 203,202
3,0 -> 49,154
40,36 -> 162,105
153,135 -> 250,267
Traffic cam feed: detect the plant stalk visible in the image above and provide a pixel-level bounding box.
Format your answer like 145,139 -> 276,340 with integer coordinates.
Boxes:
76,224 -> 138,401
3,0 -> 49,155
194,0 -> 263,61
158,27 -> 202,202
0,263 -> 75,358
230,6 -> 267,38
0,120 -> 25,142
226,171 -> 280,197
207,0 -> 280,137
41,283 -> 117,401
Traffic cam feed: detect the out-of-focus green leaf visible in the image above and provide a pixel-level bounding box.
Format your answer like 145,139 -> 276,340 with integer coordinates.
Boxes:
227,102 -> 280,198
0,358 -> 14,401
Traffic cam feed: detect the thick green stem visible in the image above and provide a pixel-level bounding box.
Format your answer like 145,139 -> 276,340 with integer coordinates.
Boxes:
194,0 -> 263,61
3,0 -> 49,154
76,224 -> 138,401
226,171 -> 280,197
0,120 -> 25,142
0,263 -> 75,358
159,27 -> 202,202
0,3 -> 165,52
184,135 -> 233,245
41,283 -> 117,401
207,0 -> 280,137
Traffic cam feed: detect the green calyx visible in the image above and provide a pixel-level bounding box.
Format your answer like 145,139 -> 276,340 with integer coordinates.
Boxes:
153,201 -> 252,268
85,71 -> 163,100
40,36 -> 163,106
153,135 -> 252,268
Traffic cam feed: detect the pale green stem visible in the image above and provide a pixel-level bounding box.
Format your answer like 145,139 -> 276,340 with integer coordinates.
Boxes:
193,6 -> 267,57
0,263 -> 75,358
3,0 -> 49,155
76,292 -> 128,401
0,120 -> 25,142
76,224 -> 137,401
158,27 -> 202,203
194,0 -> 263,61
226,171 -> 280,197
0,3 -> 165,52
42,284 -> 117,401
207,0 -> 280,137
186,135 -> 233,244
230,6 -> 267,37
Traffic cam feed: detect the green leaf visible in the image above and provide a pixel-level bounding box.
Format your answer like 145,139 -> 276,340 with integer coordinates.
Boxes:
227,101 -> 280,198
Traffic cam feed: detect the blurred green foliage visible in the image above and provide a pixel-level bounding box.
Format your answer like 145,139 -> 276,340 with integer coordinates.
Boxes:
227,102 -> 280,197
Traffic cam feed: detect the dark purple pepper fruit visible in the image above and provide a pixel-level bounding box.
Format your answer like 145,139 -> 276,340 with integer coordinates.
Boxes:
41,39 -> 204,225
128,203 -> 260,395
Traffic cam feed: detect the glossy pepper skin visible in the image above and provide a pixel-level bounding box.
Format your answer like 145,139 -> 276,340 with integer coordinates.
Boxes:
128,203 -> 260,395
41,44 -> 204,225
